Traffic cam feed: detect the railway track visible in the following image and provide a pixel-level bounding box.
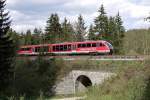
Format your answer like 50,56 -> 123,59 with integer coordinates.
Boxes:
17,55 -> 147,61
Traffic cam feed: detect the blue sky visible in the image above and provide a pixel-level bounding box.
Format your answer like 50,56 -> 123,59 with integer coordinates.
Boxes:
6,0 -> 150,32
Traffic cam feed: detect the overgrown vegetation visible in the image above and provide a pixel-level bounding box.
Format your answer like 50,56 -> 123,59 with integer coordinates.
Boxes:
124,29 -> 150,55
5,57 -> 67,99
81,60 -> 150,100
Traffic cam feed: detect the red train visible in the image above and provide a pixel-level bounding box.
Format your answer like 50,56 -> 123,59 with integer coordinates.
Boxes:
18,40 -> 113,55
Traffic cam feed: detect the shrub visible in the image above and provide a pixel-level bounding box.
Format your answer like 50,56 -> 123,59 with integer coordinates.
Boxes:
9,56 -> 61,98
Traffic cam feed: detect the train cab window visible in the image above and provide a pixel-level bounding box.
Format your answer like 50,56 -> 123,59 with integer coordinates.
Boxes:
87,43 -> 91,47
92,43 -> 96,47
97,43 -> 104,47
102,43 -> 105,46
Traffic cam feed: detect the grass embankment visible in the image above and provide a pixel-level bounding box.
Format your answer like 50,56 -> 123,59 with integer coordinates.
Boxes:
84,59 -> 150,100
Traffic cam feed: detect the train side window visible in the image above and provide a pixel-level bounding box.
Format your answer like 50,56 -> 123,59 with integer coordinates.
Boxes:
68,45 -> 71,50
56,46 -> 59,51
64,45 -> 67,51
26,48 -> 31,50
82,44 -> 86,48
92,43 -> 96,47
20,48 -> 24,51
99,43 -> 103,47
35,47 -> 40,52
53,46 -> 56,51
60,45 -> 63,51
87,43 -> 91,47
22,48 -> 31,51
78,44 -> 82,48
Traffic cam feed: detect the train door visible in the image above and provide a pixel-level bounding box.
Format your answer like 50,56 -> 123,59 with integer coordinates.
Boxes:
31,47 -> 35,53
72,44 -> 76,50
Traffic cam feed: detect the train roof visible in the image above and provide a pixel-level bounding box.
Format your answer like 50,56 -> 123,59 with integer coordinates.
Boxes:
20,44 -> 50,48
20,40 -> 109,48
52,40 -> 108,44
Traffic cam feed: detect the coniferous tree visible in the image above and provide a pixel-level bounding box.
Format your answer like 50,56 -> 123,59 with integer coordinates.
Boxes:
32,28 -> 42,44
115,12 -> 125,36
67,22 -> 76,42
62,17 -> 68,42
7,28 -> 20,49
94,4 -> 109,40
88,24 -> 96,40
19,32 -> 26,45
0,0 -> 15,95
75,14 -> 86,41
25,29 -> 32,45
114,12 -> 125,54
45,13 -> 62,43
62,18 -> 75,42
108,16 -> 116,43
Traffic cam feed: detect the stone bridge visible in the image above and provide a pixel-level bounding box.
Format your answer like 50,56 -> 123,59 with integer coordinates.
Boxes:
55,70 -> 115,94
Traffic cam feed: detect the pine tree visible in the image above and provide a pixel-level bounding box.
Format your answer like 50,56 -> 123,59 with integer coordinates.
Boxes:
61,18 -> 68,42
0,0 -> 15,94
7,28 -> 20,49
108,16 -> 116,43
75,14 -> 86,41
62,18 -> 75,42
25,29 -> 32,45
19,32 -> 26,45
94,4 -> 109,40
88,24 -> 96,40
45,13 -> 62,43
32,28 -> 42,44
114,12 -> 125,54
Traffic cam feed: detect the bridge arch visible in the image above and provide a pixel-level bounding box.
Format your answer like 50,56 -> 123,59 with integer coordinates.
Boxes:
75,75 -> 92,92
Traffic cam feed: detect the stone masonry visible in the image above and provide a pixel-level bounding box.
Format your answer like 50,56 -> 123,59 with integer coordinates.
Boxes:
55,70 -> 115,94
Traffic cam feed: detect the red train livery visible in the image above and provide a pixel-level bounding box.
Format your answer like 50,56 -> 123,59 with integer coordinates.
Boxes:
18,40 -> 113,55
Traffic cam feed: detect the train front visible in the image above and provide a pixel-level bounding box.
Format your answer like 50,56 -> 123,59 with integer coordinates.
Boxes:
106,42 -> 113,55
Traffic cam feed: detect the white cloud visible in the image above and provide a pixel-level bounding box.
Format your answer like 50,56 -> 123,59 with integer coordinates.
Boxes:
9,9 -> 46,32
131,19 -> 150,29
99,0 -> 150,29
7,0 -> 20,5
31,0 -> 68,4
6,0 -> 150,32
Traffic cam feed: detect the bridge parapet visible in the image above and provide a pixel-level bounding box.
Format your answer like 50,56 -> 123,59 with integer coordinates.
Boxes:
18,55 -> 146,61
